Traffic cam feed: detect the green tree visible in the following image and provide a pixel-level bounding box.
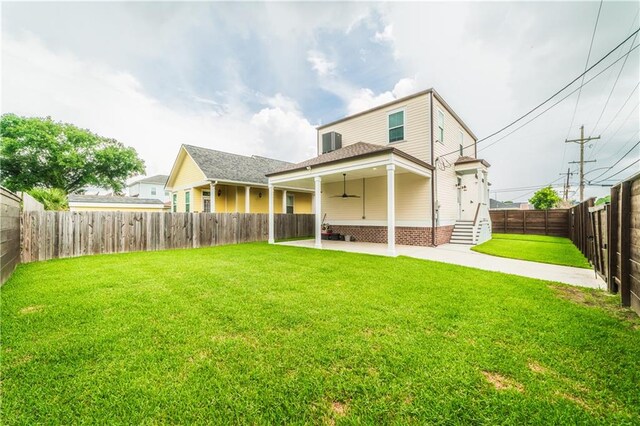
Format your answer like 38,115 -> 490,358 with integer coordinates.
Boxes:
0,114 -> 145,193
529,186 -> 562,210
27,188 -> 69,211
595,195 -> 610,205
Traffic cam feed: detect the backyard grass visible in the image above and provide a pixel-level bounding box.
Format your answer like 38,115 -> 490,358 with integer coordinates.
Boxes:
471,233 -> 591,269
2,243 -> 639,424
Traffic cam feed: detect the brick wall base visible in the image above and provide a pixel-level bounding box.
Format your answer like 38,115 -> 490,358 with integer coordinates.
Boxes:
330,225 -> 455,247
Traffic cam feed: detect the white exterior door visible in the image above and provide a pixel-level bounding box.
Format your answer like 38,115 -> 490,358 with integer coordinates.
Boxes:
456,177 -> 462,220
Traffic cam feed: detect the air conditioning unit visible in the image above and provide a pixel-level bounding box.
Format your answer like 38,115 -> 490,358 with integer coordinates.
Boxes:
321,131 -> 342,154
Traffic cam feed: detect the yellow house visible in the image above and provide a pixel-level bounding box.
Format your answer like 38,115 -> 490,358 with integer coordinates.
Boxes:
68,195 -> 168,212
165,144 -> 313,214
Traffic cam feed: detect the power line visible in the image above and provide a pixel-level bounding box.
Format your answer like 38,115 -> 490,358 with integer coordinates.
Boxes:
591,158 -> 640,183
565,0 -> 604,139
588,94 -> 639,161
476,43 -> 639,154
436,29 -> 640,159
597,82 -> 639,136
588,139 -> 640,182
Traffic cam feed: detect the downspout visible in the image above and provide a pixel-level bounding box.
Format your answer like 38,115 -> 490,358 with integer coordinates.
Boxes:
430,91 -> 437,246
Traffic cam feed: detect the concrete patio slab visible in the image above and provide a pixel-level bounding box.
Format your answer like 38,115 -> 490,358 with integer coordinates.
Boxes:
278,239 -> 605,289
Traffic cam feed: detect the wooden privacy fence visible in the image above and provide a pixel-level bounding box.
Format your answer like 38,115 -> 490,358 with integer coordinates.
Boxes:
569,172 -> 640,316
1,188 -> 21,284
489,209 -> 570,237
21,211 -> 314,263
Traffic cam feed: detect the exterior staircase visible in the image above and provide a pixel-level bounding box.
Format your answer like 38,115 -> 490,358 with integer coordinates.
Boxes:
450,220 -> 475,245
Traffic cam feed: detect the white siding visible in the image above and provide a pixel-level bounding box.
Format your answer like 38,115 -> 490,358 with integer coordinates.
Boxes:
432,96 -> 477,226
317,93 -> 432,164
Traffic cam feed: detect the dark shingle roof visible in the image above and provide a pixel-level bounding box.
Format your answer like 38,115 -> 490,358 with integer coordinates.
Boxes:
183,145 -> 291,185
129,174 -> 169,185
454,156 -> 491,167
68,195 -> 164,205
267,142 -> 434,176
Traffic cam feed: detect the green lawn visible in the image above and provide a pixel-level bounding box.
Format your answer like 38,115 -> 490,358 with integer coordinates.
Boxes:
2,243 -> 638,424
472,233 -> 591,269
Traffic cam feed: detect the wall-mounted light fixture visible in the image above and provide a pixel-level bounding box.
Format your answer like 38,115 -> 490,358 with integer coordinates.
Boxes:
258,192 -> 263,198
217,189 -> 222,197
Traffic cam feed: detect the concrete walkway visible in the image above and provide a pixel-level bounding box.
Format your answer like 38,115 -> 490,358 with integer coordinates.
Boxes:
278,239 -> 605,289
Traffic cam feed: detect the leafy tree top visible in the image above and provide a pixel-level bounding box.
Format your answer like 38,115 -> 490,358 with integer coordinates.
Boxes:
529,186 -> 562,210
0,114 -> 145,193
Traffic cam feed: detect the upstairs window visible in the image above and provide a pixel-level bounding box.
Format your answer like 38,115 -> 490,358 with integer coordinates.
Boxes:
151,187 -> 157,195
437,109 -> 445,143
185,191 -> 191,213
388,110 -> 404,143
459,130 -> 464,155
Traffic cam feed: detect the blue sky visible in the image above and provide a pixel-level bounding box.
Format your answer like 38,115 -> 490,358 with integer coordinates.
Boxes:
2,1 -> 639,201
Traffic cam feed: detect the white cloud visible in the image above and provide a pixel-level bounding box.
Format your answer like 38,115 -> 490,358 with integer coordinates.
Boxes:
307,50 -> 336,76
373,24 -> 394,43
346,77 -> 418,115
1,35 -> 318,178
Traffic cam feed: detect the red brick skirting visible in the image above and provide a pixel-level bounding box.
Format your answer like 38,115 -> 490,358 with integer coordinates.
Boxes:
329,225 -> 455,247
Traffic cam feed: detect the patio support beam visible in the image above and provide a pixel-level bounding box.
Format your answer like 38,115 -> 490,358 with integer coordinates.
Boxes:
387,164 -> 396,256
245,186 -> 250,213
268,184 -> 275,244
282,190 -> 287,214
209,183 -> 216,213
314,176 -> 322,249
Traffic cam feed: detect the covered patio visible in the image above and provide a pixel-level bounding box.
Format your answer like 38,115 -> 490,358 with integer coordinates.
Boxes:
266,142 -> 434,256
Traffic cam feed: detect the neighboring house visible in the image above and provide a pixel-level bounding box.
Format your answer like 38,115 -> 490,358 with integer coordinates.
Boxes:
267,88 -> 491,254
490,199 -> 532,210
164,145 -> 313,214
68,195 -> 167,212
128,175 -> 170,202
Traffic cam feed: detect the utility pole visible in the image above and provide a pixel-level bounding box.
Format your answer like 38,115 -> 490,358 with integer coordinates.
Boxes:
559,168 -> 574,201
565,125 -> 600,202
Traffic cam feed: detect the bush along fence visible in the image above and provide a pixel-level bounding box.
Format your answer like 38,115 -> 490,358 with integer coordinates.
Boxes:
21,211 -> 315,263
569,172 -> 639,316
489,209 -> 570,237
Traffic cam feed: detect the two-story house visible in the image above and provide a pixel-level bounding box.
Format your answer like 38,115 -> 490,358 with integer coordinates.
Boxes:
164,144 -> 313,214
127,175 -> 171,202
266,88 -> 491,255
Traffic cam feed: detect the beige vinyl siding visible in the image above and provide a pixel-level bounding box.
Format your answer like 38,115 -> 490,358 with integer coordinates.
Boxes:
317,93 -> 432,164
321,173 -> 430,223
432,96 -> 476,226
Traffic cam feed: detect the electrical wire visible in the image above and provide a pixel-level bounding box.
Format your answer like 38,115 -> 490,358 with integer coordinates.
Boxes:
435,28 -> 640,160
591,158 -> 640,183
565,0 -> 604,140
588,140 -> 640,182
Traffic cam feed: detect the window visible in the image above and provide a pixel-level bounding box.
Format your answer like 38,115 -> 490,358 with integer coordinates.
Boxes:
437,109 -> 445,143
388,110 -> 404,143
185,191 -> 191,212
286,194 -> 294,214
203,191 -> 211,213
165,191 -> 169,196
459,130 -> 464,156
151,187 -> 157,195
172,193 -> 177,212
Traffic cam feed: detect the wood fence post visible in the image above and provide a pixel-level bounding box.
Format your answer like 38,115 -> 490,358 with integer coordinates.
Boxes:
544,210 -> 549,235
504,210 -> 507,233
523,210 -> 527,234
608,186 -> 619,293
620,181 -> 631,306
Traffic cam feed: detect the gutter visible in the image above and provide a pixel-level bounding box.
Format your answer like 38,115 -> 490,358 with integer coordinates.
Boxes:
430,92 -> 437,247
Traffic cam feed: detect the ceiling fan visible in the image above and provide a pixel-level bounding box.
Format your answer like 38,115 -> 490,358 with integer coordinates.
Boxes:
331,173 -> 360,199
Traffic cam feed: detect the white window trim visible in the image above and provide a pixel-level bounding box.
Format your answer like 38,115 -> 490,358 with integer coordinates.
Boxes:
286,193 -> 295,214
459,129 -> 464,155
387,107 -> 406,144
185,190 -> 191,212
437,108 -> 445,144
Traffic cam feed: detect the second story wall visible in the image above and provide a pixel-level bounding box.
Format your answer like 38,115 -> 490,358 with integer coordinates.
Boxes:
317,92 -> 432,164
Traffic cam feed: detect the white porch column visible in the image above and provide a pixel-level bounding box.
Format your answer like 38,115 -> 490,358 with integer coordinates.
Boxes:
387,164 -> 396,256
209,183 -> 216,213
245,186 -> 250,213
268,184 -> 275,244
314,176 -> 322,249
282,190 -> 287,214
